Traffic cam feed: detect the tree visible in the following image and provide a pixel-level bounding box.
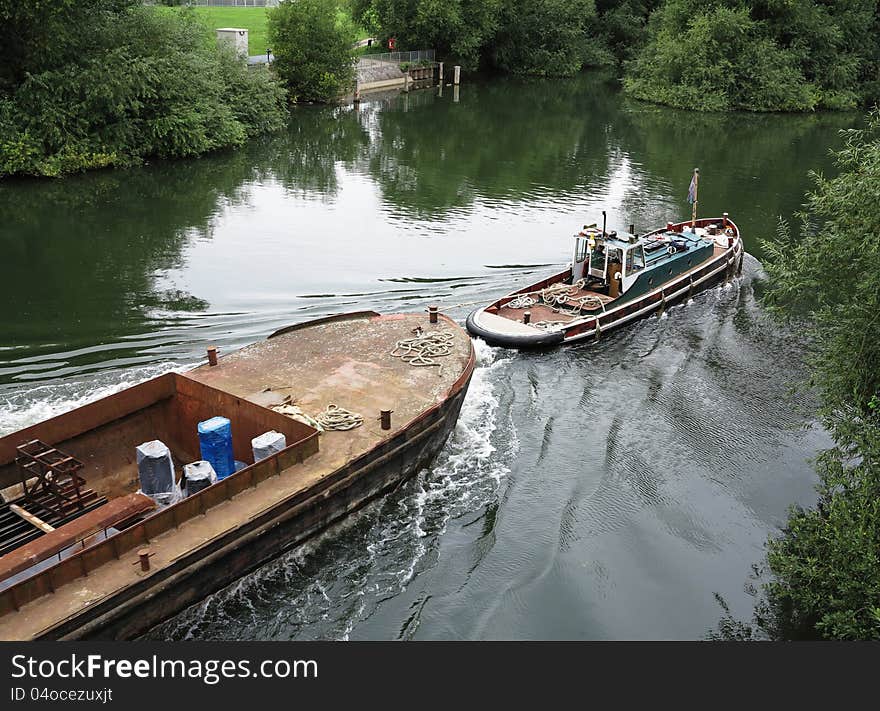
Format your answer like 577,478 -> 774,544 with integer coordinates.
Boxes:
714,111 -> 880,639
492,0 -> 596,77
625,0 -> 878,112
352,0 -> 502,70
0,4 -> 287,177
268,0 -> 357,103
625,2 -> 815,111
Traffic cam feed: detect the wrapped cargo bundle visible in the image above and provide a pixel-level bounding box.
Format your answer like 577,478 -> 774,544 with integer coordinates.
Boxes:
135,440 -> 182,507
183,460 -> 217,497
251,430 -> 287,462
198,416 -> 235,480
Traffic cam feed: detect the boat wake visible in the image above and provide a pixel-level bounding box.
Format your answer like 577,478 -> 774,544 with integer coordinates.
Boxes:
148,339 -> 516,641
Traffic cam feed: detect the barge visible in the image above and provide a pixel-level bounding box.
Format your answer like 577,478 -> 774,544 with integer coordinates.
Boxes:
467,215 -> 744,348
0,310 -> 475,640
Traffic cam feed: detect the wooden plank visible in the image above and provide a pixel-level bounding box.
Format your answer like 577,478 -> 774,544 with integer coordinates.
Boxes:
0,494 -> 155,583
8,505 -> 55,533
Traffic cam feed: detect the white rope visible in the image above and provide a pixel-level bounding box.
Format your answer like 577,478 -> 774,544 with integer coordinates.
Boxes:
271,403 -> 324,432
315,403 -> 364,431
391,329 -> 455,367
507,294 -> 537,310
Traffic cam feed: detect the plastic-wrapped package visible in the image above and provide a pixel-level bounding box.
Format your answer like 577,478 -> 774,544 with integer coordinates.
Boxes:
183,460 -> 217,497
252,431 -> 287,462
149,488 -> 182,509
135,440 -> 176,495
198,416 -> 235,480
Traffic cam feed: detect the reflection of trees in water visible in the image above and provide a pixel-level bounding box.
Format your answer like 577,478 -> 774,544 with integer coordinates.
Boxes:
361,75 -> 622,219
612,99 -> 860,255
252,106 -> 370,197
0,150 -> 262,352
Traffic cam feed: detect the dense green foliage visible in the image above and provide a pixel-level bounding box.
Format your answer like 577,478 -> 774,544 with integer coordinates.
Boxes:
492,0 -> 595,76
268,0 -> 357,103
352,0 -> 502,71
716,112 -> 880,639
0,2 -> 286,177
354,0 -> 877,110
625,0 -> 880,111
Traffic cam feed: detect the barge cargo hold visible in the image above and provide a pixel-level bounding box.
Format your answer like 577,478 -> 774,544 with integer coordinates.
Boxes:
0,311 -> 475,640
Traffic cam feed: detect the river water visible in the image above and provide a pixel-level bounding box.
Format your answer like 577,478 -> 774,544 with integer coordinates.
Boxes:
0,74 -> 860,639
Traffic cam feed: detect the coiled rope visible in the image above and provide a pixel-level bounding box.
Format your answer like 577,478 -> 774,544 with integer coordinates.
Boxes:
315,403 -> 364,431
506,279 -> 596,315
391,329 -> 455,367
507,294 -> 537,310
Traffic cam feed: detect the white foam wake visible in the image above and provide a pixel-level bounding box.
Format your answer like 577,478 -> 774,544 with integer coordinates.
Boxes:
0,361 -> 187,437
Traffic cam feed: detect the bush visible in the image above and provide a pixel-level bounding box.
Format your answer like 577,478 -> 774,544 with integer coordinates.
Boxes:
492,0 -> 596,77
0,5 -> 287,177
713,111 -> 880,640
352,0 -> 501,71
625,0 -> 877,112
625,4 -> 815,112
268,0 -> 357,103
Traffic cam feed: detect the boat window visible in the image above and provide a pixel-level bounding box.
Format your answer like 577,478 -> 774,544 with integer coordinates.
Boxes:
575,237 -> 588,264
626,247 -> 645,274
591,244 -> 606,265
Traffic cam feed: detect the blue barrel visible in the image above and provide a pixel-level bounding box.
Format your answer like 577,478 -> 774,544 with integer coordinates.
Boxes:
197,416 -> 235,480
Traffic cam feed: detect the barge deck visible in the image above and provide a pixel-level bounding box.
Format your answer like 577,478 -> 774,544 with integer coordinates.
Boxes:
0,311 -> 475,640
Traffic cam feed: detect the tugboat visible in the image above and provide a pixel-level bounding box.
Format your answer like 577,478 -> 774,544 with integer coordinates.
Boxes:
466,212 -> 744,348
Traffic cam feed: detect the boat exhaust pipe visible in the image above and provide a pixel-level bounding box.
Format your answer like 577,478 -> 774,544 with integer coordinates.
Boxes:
602,210 -> 607,238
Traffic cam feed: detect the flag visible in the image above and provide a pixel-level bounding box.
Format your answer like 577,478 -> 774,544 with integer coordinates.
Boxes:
687,171 -> 698,204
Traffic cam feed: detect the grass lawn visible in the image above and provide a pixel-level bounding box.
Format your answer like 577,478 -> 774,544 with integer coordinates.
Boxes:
156,6 -> 369,59
157,7 -> 270,56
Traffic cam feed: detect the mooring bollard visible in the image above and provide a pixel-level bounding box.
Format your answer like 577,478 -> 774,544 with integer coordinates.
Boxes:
453,65 -> 461,85
428,305 -> 439,324
137,548 -> 151,572
207,346 -> 218,366
523,311 -> 531,324
380,410 -> 393,430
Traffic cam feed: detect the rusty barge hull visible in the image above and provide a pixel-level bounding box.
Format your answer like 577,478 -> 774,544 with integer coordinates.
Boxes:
47,384 -> 468,640
0,311 -> 475,640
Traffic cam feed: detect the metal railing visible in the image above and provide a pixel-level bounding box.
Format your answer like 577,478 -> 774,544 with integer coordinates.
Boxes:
183,1 -> 280,7
360,50 -> 436,65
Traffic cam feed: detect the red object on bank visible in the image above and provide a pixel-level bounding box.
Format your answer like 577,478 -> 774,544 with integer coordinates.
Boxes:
388,37 -> 396,50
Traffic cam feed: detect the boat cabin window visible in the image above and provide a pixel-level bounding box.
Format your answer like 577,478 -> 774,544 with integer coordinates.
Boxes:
575,237 -> 589,264
625,246 -> 645,274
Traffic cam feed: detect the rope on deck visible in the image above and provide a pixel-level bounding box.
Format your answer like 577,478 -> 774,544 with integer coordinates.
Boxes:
316,403 -> 364,431
506,279 -> 594,314
391,329 -> 455,367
